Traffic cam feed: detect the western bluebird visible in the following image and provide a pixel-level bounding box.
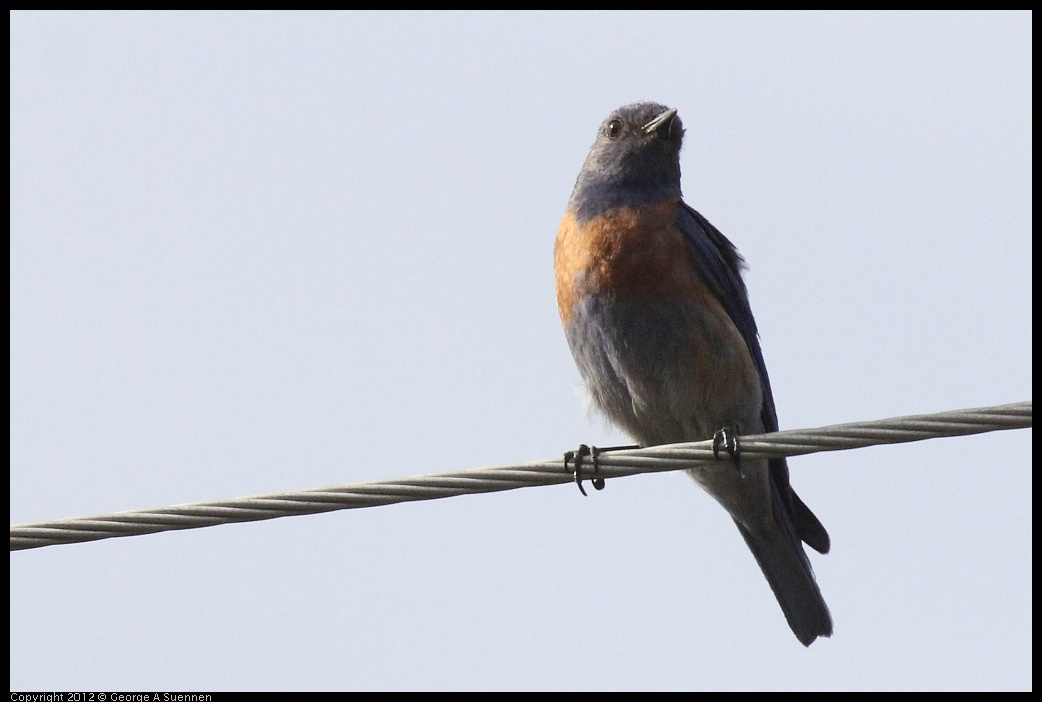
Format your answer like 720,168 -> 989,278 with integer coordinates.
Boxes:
554,102 -> 832,646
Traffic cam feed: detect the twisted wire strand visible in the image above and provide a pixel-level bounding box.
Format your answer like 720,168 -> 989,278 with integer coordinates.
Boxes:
10,401 -> 1030,551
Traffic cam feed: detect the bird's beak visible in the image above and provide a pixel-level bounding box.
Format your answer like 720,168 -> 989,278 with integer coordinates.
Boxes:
643,107 -> 678,134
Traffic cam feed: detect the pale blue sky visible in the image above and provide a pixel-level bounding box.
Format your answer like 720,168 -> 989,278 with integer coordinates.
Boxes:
11,11 -> 1031,690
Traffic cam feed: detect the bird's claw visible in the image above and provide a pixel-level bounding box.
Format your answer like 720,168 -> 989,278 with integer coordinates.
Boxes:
564,444 -> 605,496
713,425 -> 743,478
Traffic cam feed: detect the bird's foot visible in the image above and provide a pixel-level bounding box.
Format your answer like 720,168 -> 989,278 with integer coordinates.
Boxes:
712,425 -> 743,478
564,444 -> 602,496
564,444 -> 639,496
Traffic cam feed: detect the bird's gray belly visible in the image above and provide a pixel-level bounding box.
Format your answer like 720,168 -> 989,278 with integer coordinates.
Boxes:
565,294 -> 763,447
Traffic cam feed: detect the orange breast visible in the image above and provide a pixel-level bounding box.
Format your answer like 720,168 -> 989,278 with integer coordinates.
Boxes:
554,199 -> 705,324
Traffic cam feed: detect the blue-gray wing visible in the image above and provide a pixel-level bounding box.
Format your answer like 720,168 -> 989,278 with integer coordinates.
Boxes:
675,202 -> 829,554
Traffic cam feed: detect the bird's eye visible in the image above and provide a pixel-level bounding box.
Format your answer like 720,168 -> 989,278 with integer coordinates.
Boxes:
606,119 -> 623,139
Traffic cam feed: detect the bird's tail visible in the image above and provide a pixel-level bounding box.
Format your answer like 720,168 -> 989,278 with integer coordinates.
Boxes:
733,514 -> 833,646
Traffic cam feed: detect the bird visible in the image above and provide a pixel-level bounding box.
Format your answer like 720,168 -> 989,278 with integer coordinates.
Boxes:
554,101 -> 832,646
